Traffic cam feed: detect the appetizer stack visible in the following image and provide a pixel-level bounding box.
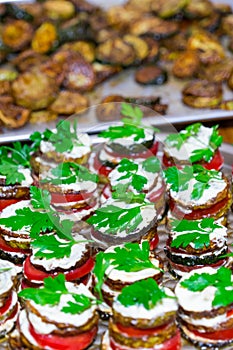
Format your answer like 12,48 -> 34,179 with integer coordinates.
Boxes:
0,103 -> 232,349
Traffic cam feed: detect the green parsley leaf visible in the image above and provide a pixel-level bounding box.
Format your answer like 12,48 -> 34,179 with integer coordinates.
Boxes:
61,294 -> 92,314
112,187 -> 146,204
30,186 -> 51,210
87,203 -> 142,235
0,267 -> 12,273
19,274 -> 68,306
114,159 -> 148,192
165,123 -> 201,150
121,103 -> 143,124
163,165 -> 192,192
117,278 -> 170,310
93,251 -> 112,299
180,267 -> 233,308
142,156 -> 161,173
32,234 -> 75,260
0,159 -> 25,185
0,207 -> 55,237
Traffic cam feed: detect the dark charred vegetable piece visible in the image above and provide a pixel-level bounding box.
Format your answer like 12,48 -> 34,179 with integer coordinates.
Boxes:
222,14 -> 233,35
172,51 -> 200,79
199,11 -> 221,33
197,58 -> 233,83
5,3 -> 33,21
96,38 -> 136,66
213,3 -> 232,16
31,22 -> 58,54
135,65 -> 168,85
2,20 -> 33,51
43,0 -> 75,20
11,68 -> 58,110
58,20 -> 94,44
0,102 -> 30,128
184,0 -> 214,19
12,49 -> 48,72
143,37 -> 160,63
187,31 -> 225,65
0,4 -> 6,17
182,79 -> 223,108
130,17 -> 179,40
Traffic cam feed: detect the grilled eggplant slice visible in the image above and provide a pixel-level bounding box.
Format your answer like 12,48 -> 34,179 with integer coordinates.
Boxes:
31,22 -> 58,54
172,50 -> 200,79
135,65 -> 168,85
187,31 -> 225,65
2,20 -> 33,51
129,17 -> 178,40
182,79 -> 223,108
96,37 -> 136,66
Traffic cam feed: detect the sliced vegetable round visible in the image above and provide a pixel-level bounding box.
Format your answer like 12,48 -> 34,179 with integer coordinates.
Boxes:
135,66 -> 167,85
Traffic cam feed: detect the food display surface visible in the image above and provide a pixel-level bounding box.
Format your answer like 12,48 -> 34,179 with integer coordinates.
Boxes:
0,0 -> 233,142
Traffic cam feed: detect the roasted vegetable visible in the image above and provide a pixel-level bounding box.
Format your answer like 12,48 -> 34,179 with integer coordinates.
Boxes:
129,17 -> 178,39
156,0 -> 190,19
12,49 -> 48,72
227,70 -> 233,90
11,68 -> 58,110
184,0 -> 214,19
123,34 -> 149,63
197,58 -> 233,83
49,90 -> 89,114
182,79 -> 223,108
61,40 -> 95,62
2,20 -> 33,51
143,37 -> 160,63
221,14 -> 233,35
31,22 -> 58,54
29,110 -> 58,124
93,62 -> 121,85
58,19 -> 94,44
0,102 -> 30,128
96,37 -> 136,66
135,65 -> 168,85
43,0 -> 75,20
5,3 -> 33,21
172,50 -> 200,79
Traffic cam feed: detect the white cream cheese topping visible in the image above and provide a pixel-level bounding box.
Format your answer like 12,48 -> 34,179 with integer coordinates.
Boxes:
0,260 -> 17,296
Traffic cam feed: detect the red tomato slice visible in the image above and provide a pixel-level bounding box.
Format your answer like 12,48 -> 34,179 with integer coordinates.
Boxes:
93,153 -> 113,178
110,330 -> 181,350
162,150 -> 223,171
0,199 -> 21,211
150,233 -> 159,250
170,196 -> 230,220
0,292 -> 12,315
23,256 -> 94,282
29,322 -> 97,350
0,235 -> 30,254
50,192 -> 93,204
191,326 -> 233,341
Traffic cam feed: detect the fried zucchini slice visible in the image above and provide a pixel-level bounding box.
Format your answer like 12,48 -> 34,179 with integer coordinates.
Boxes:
31,22 -> 58,54
107,5 -> 141,29
213,3 -> 232,16
187,31 -> 225,65
58,19 -> 94,44
156,0 -> 190,19
62,53 -> 95,91
93,63 -> 121,85
182,79 -> 223,108
172,50 -> 200,79
135,65 -> 168,85
184,0 -> 214,19
43,0 -> 75,20
143,37 -> 160,63
96,38 -> 136,66
228,71 -> 233,90
129,17 -> 178,40
2,20 -> 33,51
5,3 -> 33,21
197,58 -> 233,83
49,90 -> 89,115
0,102 -> 30,128
221,14 -> 233,35
125,0 -> 153,13
199,11 -> 221,33
218,100 -> 233,110
61,41 -> 95,62
11,68 -> 58,110
123,35 -> 149,62
0,69 -> 18,82
12,49 -> 48,72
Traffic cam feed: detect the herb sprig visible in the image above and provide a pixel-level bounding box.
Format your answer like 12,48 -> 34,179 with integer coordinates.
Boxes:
19,274 -> 94,314
170,218 -> 222,249
99,103 -> 159,141
117,278 -> 173,310
180,267 -> 233,308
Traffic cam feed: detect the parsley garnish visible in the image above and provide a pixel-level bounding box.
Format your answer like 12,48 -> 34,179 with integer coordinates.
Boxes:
0,142 -> 32,185
180,267 -> 233,308
163,165 -> 222,200
30,120 -> 84,153
87,201 -> 143,235
170,218 -> 222,249
164,123 -> 222,162
94,242 -> 160,298
19,274 -> 93,314
41,162 -> 98,185
30,186 -> 51,210
0,267 -> 12,273
99,103 -> 159,141
117,278 -> 172,310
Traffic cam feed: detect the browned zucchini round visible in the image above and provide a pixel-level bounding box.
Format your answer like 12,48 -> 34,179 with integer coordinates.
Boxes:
93,63 -> 121,85
213,3 -> 232,16
199,12 -> 221,33
96,38 -> 136,66
172,51 -> 200,79
31,22 -> 58,54
5,3 -> 33,21
135,65 -> 168,85
197,58 -> 233,83
29,110 -> 58,124
61,41 -> 95,62
156,0 -> 189,19
49,90 -> 89,115
123,35 -> 149,63
221,14 -> 233,35
43,0 -> 75,20
227,70 -> 233,90
182,79 -> 223,108
130,17 -> 179,40
2,20 -> 33,51
0,102 -> 30,128
143,37 -> 160,63
184,0 -> 214,19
